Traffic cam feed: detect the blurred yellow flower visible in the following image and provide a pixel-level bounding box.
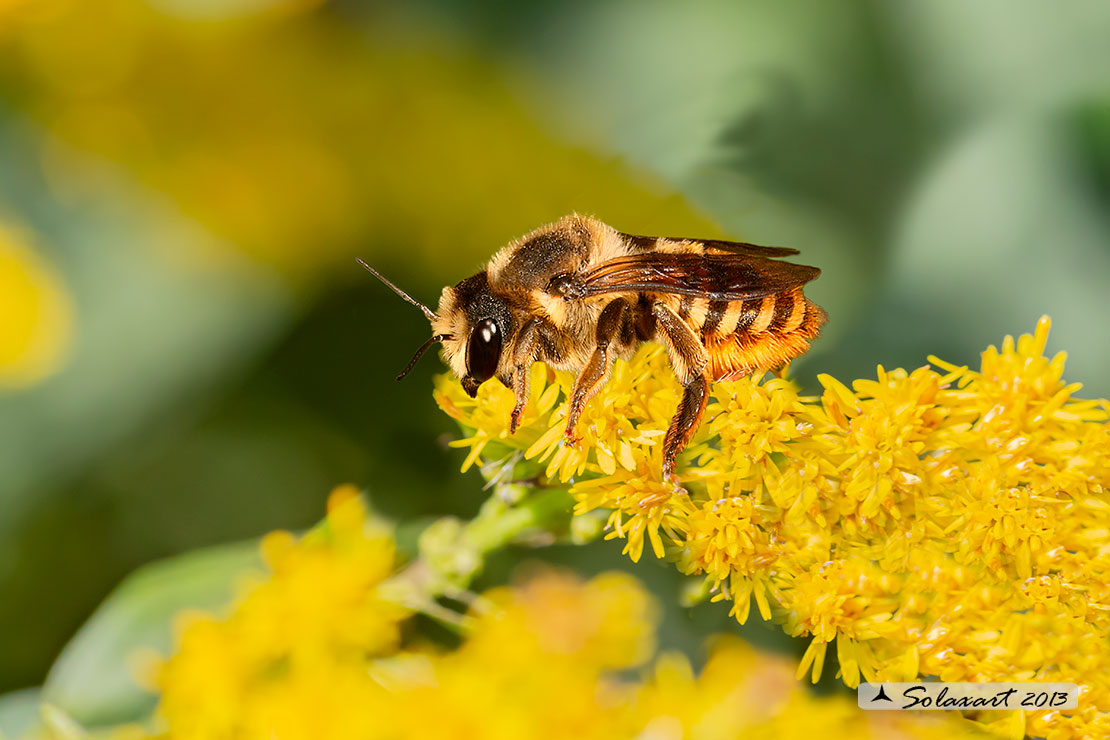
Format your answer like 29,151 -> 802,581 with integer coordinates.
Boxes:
156,487 -> 407,740
437,317 -> 1110,739
0,223 -> 72,389
0,0 -> 29,18
2,0 -> 718,279
132,486 -> 982,740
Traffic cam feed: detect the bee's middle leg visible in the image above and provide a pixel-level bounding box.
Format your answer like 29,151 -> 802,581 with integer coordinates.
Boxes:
563,298 -> 629,443
652,302 -> 710,480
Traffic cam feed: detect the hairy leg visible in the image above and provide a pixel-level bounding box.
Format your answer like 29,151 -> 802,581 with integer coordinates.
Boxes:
662,374 -> 710,479
652,301 -> 710,480
563,298 -> 629,443
509,319 -> 544,434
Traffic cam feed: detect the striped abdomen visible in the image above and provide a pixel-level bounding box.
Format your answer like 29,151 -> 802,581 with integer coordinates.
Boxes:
674,287 -> 826,381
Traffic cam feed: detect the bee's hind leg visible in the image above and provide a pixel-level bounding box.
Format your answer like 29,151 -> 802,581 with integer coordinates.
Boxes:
663,374 -> 710,481
652,302 -> 710,482
563,298 -> 629,444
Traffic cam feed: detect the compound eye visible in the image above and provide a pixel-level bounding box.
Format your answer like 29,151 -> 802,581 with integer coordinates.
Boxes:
466,318 -> 501,382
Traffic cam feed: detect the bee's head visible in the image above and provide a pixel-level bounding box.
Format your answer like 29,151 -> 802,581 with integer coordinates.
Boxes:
358,259 -> 515,394
433,271 -> 515,398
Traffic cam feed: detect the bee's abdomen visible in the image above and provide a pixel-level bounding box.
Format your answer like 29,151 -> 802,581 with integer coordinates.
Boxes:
700,287 -> 825,381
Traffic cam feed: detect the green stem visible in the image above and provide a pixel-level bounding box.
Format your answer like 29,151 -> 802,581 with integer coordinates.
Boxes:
379,487 -> 574,620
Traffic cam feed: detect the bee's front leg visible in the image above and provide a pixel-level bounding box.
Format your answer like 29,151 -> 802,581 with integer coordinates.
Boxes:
652,302 -> 710,482
509,319 -> 544,434
563,298 -> 629,444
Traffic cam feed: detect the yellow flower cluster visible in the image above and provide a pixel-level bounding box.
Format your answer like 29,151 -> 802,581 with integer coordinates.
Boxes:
132,488 -> 983,740
435,318 -> 1110,740
155,486 -> 407,740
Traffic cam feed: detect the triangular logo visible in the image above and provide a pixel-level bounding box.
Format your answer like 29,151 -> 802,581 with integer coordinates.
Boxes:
872,685 -> 893,703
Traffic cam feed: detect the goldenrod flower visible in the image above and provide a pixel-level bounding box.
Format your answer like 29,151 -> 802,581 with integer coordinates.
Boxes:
437,318 -> 1110,739
635,638 -> 991,740
123,488 -> 983,740
156,487 -> 406,740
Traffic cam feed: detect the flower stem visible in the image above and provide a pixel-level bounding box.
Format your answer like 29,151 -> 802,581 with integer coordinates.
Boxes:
380,486 -> 573,622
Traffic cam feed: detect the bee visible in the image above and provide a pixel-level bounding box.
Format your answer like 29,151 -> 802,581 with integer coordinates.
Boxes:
360,214 -> 826,480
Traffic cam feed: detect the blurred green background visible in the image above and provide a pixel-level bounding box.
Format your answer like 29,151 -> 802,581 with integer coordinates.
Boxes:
2,0 -> 1110,706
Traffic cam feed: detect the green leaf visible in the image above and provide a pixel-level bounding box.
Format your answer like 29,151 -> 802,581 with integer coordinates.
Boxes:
41,541 -> 261,728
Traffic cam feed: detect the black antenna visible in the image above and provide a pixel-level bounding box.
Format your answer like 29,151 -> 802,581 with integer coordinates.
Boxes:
396,333 -> 451,381
356,258 -> 437,321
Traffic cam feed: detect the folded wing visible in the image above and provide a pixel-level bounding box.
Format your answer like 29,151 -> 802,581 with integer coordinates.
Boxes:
577,252 -> 820,301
